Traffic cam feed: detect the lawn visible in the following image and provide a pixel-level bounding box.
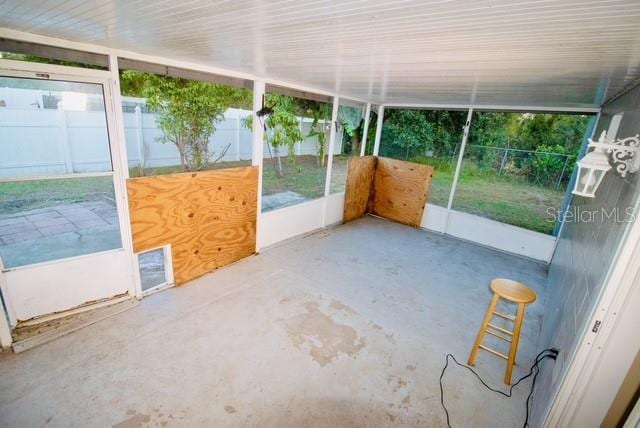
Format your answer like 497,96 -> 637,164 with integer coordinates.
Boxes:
1,155 -> 566,234
410,157 -> 565,234
0,176 -> 116,216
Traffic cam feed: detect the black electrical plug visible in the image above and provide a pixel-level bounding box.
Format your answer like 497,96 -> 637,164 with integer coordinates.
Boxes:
549,348 -> 560,360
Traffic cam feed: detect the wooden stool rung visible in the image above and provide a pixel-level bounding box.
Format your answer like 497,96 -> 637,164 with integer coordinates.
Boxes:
487,323 -> 513,336
479,344 -> 509,360
493,311 -> 515,321
486,329 -> 512,342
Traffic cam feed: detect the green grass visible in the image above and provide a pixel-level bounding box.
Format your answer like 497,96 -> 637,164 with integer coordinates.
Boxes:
408,156 -> 564,234
0,176 -> 115,216
262,156 -> 328,199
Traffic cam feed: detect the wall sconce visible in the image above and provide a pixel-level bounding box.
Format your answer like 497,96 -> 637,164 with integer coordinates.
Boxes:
572,131 -> 640,198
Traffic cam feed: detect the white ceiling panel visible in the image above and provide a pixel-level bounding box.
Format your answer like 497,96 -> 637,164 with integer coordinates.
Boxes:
1,0 -> 640,108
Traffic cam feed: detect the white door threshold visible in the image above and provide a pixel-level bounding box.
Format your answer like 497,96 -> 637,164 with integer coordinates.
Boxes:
11,298 -> 139,354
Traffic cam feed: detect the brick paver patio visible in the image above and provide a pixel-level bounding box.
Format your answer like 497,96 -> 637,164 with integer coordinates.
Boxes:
0,200 -> 119,246
0,200 -> 122,268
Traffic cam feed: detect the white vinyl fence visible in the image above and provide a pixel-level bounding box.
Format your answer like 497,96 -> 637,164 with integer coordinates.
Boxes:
0,92 -> 341,178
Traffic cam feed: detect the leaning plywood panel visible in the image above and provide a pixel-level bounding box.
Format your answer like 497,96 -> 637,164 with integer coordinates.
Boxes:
127,167 -> 258,285
343,156 -> 377,223
371,157 -> 433,227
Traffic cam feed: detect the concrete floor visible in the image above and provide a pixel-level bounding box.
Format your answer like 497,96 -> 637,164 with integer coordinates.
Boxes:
0,216 -> 548,427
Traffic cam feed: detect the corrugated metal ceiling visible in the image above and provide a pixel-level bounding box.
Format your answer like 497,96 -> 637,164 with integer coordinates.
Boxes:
1,0 -> 640,108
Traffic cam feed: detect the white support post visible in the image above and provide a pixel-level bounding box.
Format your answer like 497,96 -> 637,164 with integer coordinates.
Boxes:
235,109 -> 241,161
360,103 -> 371,156
134,105 -> 144,169
0,259 -> 13,349
324,96 -> 340,198
57,104 -> 73,173
321,96 -> 340,228
252,80 -> 265,252
444,108 -> 474,231
372,105 -> 385,156
107,54 -> 142,299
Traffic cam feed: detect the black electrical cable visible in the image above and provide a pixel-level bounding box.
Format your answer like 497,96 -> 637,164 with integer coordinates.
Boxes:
439,348 -> 558,428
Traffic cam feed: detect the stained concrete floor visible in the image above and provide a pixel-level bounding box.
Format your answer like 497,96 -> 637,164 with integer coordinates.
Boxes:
0,216 -> 548,427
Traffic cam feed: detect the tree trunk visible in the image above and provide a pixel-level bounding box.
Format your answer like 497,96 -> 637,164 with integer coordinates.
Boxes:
175,135 -> 189,172
351,133 -> 361,155
274,146 -> 284,177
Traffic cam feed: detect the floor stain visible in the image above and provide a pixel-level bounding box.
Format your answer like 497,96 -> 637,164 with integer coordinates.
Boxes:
329,299 -> 358,315
387,375 -> 408,392
113,412 -> 151,428
224,405 -> 237,414
283,301 -> 366,366
405,365 -> 416,371
400,394 -> 411,410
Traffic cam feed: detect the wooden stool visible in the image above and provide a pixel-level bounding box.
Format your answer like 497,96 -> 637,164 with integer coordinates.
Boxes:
467,278 -> 537,385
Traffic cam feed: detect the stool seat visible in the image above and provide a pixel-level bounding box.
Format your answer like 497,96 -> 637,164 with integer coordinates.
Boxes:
490,278 -> 536,304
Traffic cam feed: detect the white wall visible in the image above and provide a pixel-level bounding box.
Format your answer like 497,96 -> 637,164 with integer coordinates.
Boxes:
1,249 -> 132,324
259,197 -> 326,249
419,203 -> 556,262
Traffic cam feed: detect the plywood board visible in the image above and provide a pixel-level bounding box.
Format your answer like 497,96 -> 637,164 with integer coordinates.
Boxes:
343,156 -> 377,223
371,157 -> 434,227
127,167 -> 258,285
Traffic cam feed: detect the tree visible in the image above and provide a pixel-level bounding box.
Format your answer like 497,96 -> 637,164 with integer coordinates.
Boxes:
338,105 -> 365,155
261,94 -> 304,177
120,71 -> 251,172
381,109 -> 435,159
306,105 -> 331,167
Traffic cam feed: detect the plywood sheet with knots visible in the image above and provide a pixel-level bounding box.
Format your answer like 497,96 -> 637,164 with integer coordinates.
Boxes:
371,157 -> 433,227
127,167 -> 258,285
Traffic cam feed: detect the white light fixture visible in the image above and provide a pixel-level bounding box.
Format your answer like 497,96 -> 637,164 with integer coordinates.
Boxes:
572,131 -> 640,198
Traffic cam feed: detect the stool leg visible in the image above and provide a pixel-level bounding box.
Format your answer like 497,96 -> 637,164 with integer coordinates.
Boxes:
468,294 -> 500,366
504,303 -> 525,385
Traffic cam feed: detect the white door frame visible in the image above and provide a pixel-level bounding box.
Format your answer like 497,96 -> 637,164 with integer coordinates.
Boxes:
0,59 -> 138,330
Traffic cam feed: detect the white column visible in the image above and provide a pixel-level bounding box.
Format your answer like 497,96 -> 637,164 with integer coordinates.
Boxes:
0,260 -> 13,348
321,96 -> 340,228
134,105 -> 144,168
360,103 -> 371,156
324,96 -> 340,198
57,104 -> 73,173
252,80 -> 266,252
107,54 -> 141,299
372,105 -> 384,156
444,108 -> 474,232
235,109 -> 241,161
